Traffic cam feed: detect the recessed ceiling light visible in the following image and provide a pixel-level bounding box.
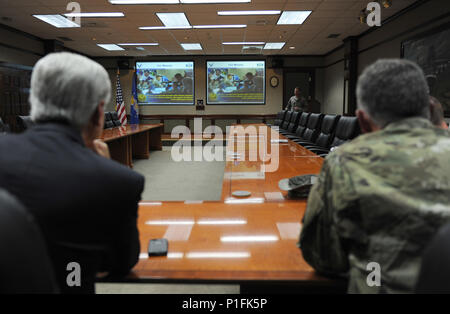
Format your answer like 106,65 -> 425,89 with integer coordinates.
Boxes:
181,0 -> 251,3
64,12 -> 125,18
223,42 -> 265,45
97,44 -> 125,51
118,43 -> 159,46
156,12 -> 191,28
277,11 -> 312,25
289,46 -> 295,49
218,10 -> 280,15
193,24 -> 246,29
108,0 -> 179,4
181,43 -> 202,50
33,14 -> 80,28
264,42 -> 285,50
139,26 -> 192,30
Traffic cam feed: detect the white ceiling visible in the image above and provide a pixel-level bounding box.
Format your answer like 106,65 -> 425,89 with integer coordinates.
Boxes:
0,0 -> 417,57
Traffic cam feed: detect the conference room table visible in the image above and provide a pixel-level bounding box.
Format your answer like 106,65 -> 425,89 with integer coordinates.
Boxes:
100,123 -> 346,293
99,124 -> 163,167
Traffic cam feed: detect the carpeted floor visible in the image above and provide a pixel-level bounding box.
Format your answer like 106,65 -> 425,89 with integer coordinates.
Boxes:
133,147 -> 226,201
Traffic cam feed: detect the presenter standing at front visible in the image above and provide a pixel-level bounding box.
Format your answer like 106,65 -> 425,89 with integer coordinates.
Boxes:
286,87 -> 307,112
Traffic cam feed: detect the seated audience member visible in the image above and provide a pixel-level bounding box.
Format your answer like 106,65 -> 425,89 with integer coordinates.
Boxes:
429,96 -> 449,129
416,223 -> 450,293
0,189 -> 58,294
298,59 -> 450,294
0,52 -> 144,294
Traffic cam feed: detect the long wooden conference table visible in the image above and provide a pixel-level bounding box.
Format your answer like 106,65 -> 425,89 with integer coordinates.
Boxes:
99,124 -> 163,167
100,123 -> 345,293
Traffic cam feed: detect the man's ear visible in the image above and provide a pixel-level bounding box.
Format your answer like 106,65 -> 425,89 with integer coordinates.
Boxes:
356,109 -> 378,134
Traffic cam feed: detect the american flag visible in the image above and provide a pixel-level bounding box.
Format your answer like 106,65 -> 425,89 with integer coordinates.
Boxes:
115,70 -> 127,126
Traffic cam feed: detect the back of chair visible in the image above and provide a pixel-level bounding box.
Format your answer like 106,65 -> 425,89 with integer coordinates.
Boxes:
104,120 -> 114,129
105,112 -> 113,122
0,189 -> 58,294
274,110 -> 287,126
16,115 -> 35,132
286,111 -> 301,133
281,111 -> 292,130
313,115 -> 340,148
331,116 -> 360,147
294,112 -> 310,137
301,113 -> 324,142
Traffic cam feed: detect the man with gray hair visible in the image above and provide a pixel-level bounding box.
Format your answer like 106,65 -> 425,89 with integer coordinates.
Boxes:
0,52 -> 144,293
298,59 -> 450,293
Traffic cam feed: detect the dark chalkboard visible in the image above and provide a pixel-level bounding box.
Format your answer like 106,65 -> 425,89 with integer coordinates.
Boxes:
402,22 -> 450,117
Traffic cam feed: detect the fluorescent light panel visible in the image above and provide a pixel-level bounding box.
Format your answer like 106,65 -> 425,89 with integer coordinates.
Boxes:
277,11 -> 312,25
140,26 -> 192,30
33,14 -> 80,28
97,44 -> 125,51
218,10 -> 280,15
181,43 -> 202,50
65,12 -> 124,17
156,12 -> 190,27
118,43 -> 159,46
193,24 -> 246,29
223,42 -> 265,45
264,42 -> 285,50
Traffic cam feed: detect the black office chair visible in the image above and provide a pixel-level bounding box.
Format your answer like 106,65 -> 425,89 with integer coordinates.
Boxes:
302,115 -> 341,150
268,110 -> 287,128
0,117 -> 10,134
0,189 -> 59,293
279,111 -> 301,135
104,120 -> 114,129
16,115 -> 35,132
285,112 -> 310,140
110,112 -> 122,127
291,113 -> 324,145
308,116 -> 361,157
279,111 -> 292,131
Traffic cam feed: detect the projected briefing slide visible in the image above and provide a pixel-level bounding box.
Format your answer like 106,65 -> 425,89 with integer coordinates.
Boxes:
136,62 -> 194,105
207,61 -> 265,105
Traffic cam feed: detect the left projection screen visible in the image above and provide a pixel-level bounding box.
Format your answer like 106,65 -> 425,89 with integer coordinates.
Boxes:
136,61 -> 194,105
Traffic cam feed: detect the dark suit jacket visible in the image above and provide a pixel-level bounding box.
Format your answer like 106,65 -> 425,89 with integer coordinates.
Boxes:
0,189 -> 59,293
0,122 -> 144,294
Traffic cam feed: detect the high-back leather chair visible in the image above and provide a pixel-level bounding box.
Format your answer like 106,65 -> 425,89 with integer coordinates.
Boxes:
16,115 -> 35,132
308,116 -> 361,157
303,115 -> 341,149
0,189 -> 58,294
281,111 -> 292,130
286,112 -> 310,139
330,116 -> 360,147
279,111 -> 301,135
292,113 -> 324,144
110,112 -> 122,127
272,110 -> 287,127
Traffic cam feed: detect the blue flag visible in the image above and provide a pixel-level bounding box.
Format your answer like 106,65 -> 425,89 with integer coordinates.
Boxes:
130,69 -> 140,125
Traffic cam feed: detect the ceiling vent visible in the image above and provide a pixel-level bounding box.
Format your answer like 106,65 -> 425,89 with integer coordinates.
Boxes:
327,34 -> 340,39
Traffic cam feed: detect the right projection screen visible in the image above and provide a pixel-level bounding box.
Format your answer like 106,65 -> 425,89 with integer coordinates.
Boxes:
207,61 -> 265,105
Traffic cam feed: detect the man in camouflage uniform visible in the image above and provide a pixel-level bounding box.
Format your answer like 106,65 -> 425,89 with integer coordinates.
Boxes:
286,87 -> 308,112
299,59 -> 450,293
